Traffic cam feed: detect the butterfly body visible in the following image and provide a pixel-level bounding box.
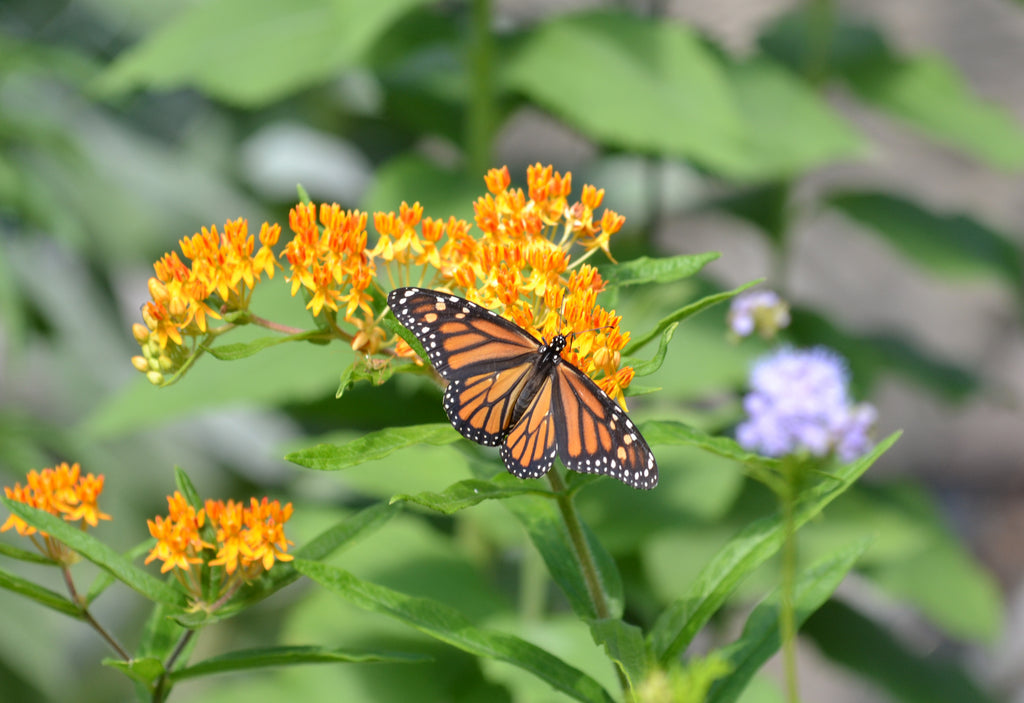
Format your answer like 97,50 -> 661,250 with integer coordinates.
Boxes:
388,287 -> 657,489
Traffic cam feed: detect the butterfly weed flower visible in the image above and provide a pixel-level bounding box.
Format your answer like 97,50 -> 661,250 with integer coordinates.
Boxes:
130,164 -> 636,404
736,347 -> 877,462
727,289 -> 790,340
1,462 -> 111,563
132,219 -> 281,385
146,492 -> 293,604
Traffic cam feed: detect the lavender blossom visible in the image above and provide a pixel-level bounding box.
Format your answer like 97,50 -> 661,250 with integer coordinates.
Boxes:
728,289 -> 790,339
736,347 -> 876,461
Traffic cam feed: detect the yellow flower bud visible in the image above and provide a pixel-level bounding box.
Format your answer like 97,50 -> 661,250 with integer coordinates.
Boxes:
131,356 -> 150,373
132,323 -> 150,344
146,371 -> 164,386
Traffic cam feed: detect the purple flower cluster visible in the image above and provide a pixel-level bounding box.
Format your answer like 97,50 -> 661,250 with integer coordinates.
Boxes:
736,347 -> 877,462
728,289 -> 790,339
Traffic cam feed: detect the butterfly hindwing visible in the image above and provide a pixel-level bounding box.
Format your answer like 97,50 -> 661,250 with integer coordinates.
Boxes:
499,370 -> 559,478
553,363 -> 658,490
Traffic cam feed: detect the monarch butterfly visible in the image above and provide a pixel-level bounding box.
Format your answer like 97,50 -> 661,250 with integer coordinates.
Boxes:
387,287 -> 658,489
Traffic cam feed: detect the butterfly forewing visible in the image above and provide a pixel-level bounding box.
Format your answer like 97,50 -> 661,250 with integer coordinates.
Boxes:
388,288 -> 538,379
387,286 -> 658,489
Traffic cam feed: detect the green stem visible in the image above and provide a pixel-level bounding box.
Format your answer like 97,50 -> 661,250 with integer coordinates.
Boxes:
779,463 -> 800,703
547,470 -> 632,699
61,566 -> 131,660
466,0 -> 496,175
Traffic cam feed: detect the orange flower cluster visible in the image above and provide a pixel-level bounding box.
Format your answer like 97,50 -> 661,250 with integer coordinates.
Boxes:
130,164 -> 635,404
132,219 -> 280,384
2,463 -> 110,561
145,492 -> 293,597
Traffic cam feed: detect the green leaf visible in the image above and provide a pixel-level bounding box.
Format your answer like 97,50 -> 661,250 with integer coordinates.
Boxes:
641,421 -> 780,474
294,560 -> 615,703
170,645 -> 429,682
648,432 -> 900,664
286,423 -> 459,471
497,484 -> 624,621
215,502 -> 397,617
95,0 -> 432,106
204,331 -> 325,361
502,11 -> 744,175
827,192 -> 1023,287
721,58 -> 864,177
0,565 -> 83,618
707,538 -> 872,703
803,600 -> 1000,703
0,542 -> 56,565
104,657 -> 165,686
625,322 -> 678,378
173,466 -> 203,509
601,253 -> 720,288
624,280 -> 760,355
391,476 -> 553,514
0,497 -> 184,607
846,53 -> 1024,170
589,619 -> 650,691
86,539 -> 158,604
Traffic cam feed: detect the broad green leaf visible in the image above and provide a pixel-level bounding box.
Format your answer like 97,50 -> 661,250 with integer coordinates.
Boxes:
0,565 -> 82,618
170,645 -> 430,681
846,53 -> 1024,170
95,0 -> 432,106
624,280 -> 760,355
803,600 -> 999,703
0,498 -> 183,607
502,11 -> 744,175
0,542 -> 55,565
382,312 -> 430,365
648,432 -> 899,664
828,192 -> 1022,287
707,539 -> 872,703
391,476 -> 553,514
624,322 -> 677,377
286,423 -> 459,471
104,657 -> 164,686
601,253 -> 720,288
589,619 -> 650,691
722,58 -> 864,177
294,559 -> 615,703
204,331 -> 326,360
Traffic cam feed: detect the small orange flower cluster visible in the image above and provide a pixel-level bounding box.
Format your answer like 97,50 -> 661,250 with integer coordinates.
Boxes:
1,463 -> 110,561
131,164 -> 635,404
132,219 -> 280,384
145,492 -> 293,597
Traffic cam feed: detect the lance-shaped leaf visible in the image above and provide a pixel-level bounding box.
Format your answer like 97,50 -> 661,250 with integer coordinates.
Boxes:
0,565 -> 82,618
169,645 -> 430,682
641,421 -> 781,474
624,280 -> 760,355
295,560 -> 614,703
590,619 -> 651,692
104,657 -> 165,686
707,538 -> 873,703
648,432 -> 899,664
601,253 -> 720,288
392,476 -> 553,514
286,423 -> 459,471
204,330 -> 326,360
0,497 -> 183,607
0,542 -> 56,565
86,539 -> 158,605
624,322 -> 677,378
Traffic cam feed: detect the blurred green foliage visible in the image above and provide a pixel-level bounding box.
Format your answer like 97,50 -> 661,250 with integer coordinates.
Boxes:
1,1 -> 1019,702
